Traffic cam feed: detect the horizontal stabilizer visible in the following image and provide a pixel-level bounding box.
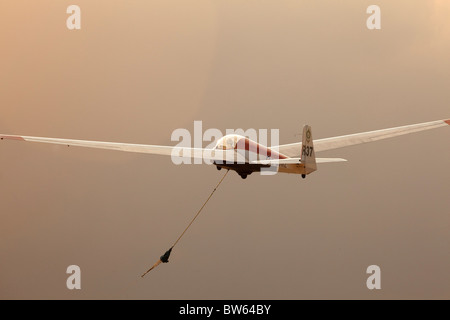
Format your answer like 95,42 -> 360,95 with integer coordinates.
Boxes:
252,157 -> 347,165
316,158 -> 347,163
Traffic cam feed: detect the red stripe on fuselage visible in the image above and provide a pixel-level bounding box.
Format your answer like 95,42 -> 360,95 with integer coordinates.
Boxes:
235,138 -> 287,159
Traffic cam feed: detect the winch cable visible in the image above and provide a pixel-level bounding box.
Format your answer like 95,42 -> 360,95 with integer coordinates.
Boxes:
141,169 -> 230,277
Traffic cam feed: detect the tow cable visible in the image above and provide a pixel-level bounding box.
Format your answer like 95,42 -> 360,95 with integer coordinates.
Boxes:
141,169 -> 230,277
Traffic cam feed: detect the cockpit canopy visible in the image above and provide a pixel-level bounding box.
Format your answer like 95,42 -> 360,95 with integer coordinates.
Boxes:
214,134 -> 244,150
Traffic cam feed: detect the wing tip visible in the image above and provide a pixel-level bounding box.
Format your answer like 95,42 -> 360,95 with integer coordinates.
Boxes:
0,135 -> 25,141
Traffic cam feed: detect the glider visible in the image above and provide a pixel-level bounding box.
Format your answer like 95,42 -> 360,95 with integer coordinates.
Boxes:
2,118 -> 449,275
1,119 -> 448,179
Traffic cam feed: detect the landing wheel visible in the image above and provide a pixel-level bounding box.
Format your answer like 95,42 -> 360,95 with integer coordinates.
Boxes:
301,174 -> 306,179
239,173 -> 248,179
216,166 -> 222,171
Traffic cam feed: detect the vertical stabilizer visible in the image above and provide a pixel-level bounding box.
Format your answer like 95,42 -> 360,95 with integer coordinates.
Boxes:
301,125 -> 317,174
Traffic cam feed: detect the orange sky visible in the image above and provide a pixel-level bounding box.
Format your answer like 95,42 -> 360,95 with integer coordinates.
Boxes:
0,1 -> 449,299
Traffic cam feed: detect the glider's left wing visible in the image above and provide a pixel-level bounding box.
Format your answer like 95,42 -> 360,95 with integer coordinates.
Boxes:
276,119 -> 450,157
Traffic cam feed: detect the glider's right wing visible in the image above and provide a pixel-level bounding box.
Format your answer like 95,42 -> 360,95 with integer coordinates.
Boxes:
276,119 -> 450,157
0,134 -> 238,163
0,134 -> 191,155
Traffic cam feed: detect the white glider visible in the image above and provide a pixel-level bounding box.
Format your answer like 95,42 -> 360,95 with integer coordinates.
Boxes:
1,119 -> 449,179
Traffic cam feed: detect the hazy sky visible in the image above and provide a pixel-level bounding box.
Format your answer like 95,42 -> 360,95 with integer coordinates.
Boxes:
0,1 -> 449,299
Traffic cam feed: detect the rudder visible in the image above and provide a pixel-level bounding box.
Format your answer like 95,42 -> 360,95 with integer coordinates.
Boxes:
301,125 -> 317,174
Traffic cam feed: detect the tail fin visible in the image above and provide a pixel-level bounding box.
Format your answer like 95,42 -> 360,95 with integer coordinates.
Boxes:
301,125 -> 317,174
